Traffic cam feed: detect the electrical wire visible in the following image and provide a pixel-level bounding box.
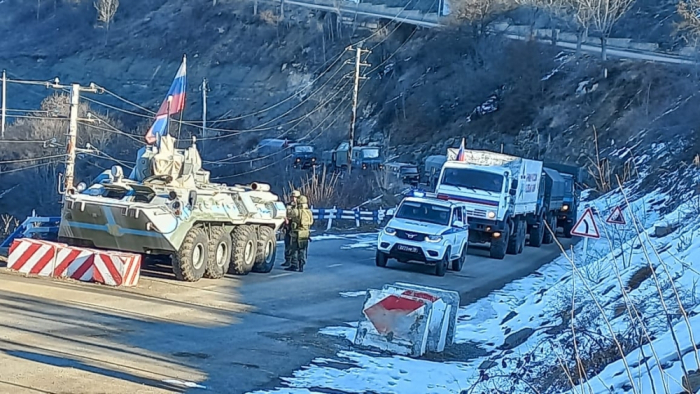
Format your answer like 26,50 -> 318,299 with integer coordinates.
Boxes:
0,160 -> 62,175
211,91 -> 355,179
0,139 -> 55,144
85,150 -> 134,169
78,117 -> 145,145
0,154 -> 66,165
201,78 -> 352,163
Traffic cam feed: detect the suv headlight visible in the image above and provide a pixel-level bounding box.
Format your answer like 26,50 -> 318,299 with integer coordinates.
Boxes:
426,235 -> 442,243
487,211 -> 496,219
384,227 -> 396,235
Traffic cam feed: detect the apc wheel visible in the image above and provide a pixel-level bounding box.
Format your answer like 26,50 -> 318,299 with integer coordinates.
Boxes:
172,227 -> 208,282
229,225 -> 258,275
529,215 -> 545,248
252,227 -> 277,273
204,227 -> 232,279
376,250 -> 389,267
490,223 -> 508,260
451,244 -> 466,271
543,213 -> 557,244
435,250 -> 449,277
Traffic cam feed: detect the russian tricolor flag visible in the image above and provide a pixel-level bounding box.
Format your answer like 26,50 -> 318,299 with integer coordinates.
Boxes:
456,137 -> 466,161
145,56 -> 187,145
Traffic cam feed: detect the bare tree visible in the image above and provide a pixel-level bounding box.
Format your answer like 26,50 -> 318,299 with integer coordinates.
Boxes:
678,0 -> 700,46
452,0 -> 512,36
94,0 -> 120,29
569,0 -> 636,60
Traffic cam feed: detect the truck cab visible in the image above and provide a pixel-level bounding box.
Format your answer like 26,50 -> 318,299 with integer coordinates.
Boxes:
423,155 -> 447,188
291,144 -> 317,169
352,146 -> 383,170
376,193 -> 469,276
543,162 -> 585,238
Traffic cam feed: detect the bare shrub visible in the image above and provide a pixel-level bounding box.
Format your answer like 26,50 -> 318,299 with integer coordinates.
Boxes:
568,0 -> 636,60
287,167 -> 340,207
678,0 -> 700,45
258,9 -> 279,25
94,0 -> 119,29
0,214 -> 19,242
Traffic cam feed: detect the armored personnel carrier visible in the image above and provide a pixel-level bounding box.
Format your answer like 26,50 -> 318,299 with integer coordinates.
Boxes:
58,135 -> 287,282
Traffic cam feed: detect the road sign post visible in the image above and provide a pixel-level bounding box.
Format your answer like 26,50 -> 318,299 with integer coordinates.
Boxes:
570,207 -> 600,260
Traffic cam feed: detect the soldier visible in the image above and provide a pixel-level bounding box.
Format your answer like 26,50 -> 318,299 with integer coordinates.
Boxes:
281,190 -> 301,268
285,195 -> 314,272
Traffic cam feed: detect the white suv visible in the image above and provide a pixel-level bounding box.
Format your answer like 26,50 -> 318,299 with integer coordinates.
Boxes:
376,195 -> 469,276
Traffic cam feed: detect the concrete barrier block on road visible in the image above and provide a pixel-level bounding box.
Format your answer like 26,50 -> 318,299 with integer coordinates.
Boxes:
354,288 -> 432,357
386,282 -> 460,352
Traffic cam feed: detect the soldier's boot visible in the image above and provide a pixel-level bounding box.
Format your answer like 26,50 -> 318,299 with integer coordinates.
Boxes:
281,260 -> 291,268
285,253 -> 299,271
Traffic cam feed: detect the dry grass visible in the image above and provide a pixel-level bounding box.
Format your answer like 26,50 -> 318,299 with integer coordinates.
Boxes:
0,214 -> 19,242
287,167 -> 340,207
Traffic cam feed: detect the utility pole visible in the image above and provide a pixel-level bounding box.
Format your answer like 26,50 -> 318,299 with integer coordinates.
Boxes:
345,42 -> 370,175
201,78 -> 208,138
1,70 -> 6,139
48,81 -> 99,197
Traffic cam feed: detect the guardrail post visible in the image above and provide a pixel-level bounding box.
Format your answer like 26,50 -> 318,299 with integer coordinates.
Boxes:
327,206 -> 335,231
354,208 -> 361,228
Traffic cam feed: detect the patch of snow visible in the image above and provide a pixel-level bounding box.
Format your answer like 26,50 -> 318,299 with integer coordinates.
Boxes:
339,291 -> 366,298
162,379 -> 206,389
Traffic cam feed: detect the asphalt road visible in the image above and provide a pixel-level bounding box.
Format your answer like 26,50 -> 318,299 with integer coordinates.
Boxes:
0,233 -> 572,394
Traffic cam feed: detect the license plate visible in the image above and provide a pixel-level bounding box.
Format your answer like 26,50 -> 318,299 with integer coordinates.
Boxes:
397,245 -> 419,253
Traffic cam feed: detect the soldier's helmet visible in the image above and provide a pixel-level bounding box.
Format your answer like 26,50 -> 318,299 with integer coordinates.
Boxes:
297,196 -> 308,205
291,190 -> 301,198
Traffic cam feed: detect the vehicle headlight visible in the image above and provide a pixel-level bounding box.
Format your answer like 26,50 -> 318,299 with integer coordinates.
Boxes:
562,204 -> 569,211
76,182 -> 87,192
426,235 -> 442,243
487,211 -> 496,219
384,227 -> 396,235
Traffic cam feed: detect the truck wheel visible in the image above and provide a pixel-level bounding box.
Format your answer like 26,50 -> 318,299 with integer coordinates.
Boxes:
204,227 -> 232,279
529,215 -> 545,248
376,250 -> 389,267
543,213 -> 556,244
435,250 -> 448,277
490,224 -> 508,260
451,244 -> 466,271
229,225 -> 258,275
252,226 -> 277,273
517,219 -> 527,254
172,227 -> 209,282
563,222 -> 574,238
507,220 -> 520,255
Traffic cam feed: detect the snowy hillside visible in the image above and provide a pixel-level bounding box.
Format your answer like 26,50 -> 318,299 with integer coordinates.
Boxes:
249,161 -> 700,393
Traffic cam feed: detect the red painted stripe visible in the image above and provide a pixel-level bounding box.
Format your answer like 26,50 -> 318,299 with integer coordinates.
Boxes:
72,258 -> 94,281
11,242 -> 41,271
9,239 -> 20,256
28,246 -> 55,275
102,255 -> 123,286
54,249 -> 81,277
123,256 -> 140,286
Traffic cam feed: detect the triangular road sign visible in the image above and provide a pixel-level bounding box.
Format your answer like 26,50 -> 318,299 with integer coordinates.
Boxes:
571,207 -> 600,239
605,206 -> 626,225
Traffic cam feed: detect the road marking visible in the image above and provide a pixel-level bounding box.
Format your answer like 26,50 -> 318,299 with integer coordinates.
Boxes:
328,263 -> 342,268
270,272 -> 294,278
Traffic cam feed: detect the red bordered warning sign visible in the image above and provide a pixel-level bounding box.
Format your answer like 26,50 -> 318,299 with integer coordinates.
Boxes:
605,206 -> 626,225
570,207 -> 600,239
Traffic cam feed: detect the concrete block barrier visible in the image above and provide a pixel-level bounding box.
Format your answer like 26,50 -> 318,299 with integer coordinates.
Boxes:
354,288 -> 432,357
385,282 -> 460,352
6,239 -> 141,287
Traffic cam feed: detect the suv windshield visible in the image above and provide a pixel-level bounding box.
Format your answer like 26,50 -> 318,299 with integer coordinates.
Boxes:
395,201 -> 451,226
401,167 -> 419,174
362,148 -> 380,158
294,145 -> 314,153
441,168 -> 503,193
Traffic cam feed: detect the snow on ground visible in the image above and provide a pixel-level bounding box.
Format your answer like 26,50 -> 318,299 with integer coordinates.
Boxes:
251,166 -> 700,394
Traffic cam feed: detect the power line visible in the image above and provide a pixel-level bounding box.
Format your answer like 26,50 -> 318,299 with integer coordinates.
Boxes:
0,153 -> 66,165
0,160 -> 62,175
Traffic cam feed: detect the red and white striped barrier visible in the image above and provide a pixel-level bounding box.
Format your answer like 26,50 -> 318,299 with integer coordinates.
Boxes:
92,251 -> 141,287
7,239 -> 61,276
6,239 -> 141,287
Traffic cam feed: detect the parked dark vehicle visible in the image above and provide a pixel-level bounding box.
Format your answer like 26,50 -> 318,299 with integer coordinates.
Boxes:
543,162 -> 585,238
292,144 -> 317,169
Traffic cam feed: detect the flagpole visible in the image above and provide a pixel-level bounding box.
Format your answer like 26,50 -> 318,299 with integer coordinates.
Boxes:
166,96 -> 173,138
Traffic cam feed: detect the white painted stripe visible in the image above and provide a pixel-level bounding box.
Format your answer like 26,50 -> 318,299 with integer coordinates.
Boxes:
93,255 -> 116,286
269,272 -> 294,278
20,244 -> 52,274
327,263 -> 342,268
8,239 -> 32,267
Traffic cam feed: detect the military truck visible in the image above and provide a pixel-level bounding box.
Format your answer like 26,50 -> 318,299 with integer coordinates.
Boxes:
543,162 -> 585,238
291,144 -> 318,169
422,155 -> 447,188
381,162 -> 420,192
322,142 -> 384,171
525,167 -> 566,247
59,135 -> 287,282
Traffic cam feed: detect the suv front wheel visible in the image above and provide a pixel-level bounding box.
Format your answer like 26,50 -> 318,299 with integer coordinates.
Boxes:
375,250 -> 389,267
